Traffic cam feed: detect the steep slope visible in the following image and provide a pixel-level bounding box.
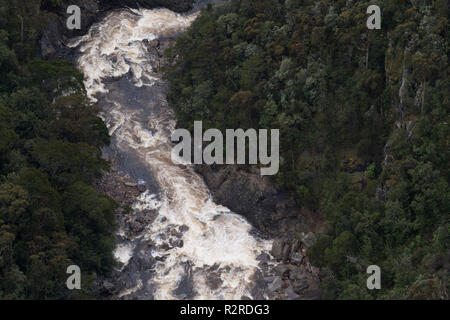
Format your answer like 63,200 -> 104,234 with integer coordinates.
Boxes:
165,0 -> 449,299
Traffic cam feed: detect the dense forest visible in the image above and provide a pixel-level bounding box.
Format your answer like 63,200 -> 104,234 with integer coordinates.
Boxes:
0,0 -> 448,301
0,0 -> 116,299
165,0 -> 449,299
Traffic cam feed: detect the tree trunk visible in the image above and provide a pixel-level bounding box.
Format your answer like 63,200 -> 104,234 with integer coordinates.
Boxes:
421,80 -> 426,114
290,142 -> 295,169
366,44 -> 370,69
19,15 -> 24,42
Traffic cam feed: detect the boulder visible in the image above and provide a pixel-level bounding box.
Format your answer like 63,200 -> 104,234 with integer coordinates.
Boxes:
124,182 -> 138,187
257,252 -> 270,263
103,280 -> 115,292
290,268 -> 308,281
286,286 -> 300,299
273,264 -> 289,275
268,277 -> 283,292
300,232 -> 317,249
179,225 -> 189,233
169,239 -> 184,248
291,252 -> 303,265
149,39 -> 160,48
282,243 -> 291,262
294,281 -> 310,293
290,239 -> 300,256
271,239 -> 284,260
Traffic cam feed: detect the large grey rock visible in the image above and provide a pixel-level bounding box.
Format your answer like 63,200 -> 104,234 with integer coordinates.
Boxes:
103,280 -> 115,291
196,164 -> 317,237
286,286 -> 300,299
268,277 -> 283,292
291,252 -> 303,265
257,252 -> 270,262
282,243 -> 291,262
290,239 -> 300,256
294,281 -> 310,293
300,232 -> 317,249
271,239 -> 284,260
273,264 -> 289,276
124,182 -> 138,187
137,184 -> 147,193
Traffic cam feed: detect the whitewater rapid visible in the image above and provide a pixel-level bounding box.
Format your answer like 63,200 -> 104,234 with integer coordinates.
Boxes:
68,8 -> 273,299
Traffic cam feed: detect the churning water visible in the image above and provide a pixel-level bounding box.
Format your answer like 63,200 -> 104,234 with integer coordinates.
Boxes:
69,7 -> 272,300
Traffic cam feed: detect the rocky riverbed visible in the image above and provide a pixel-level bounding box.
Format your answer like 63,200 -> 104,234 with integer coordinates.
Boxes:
94,163 -> 321,299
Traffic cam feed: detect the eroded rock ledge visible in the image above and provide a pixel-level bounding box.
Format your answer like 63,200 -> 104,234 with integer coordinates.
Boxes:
195,164 -> 322,238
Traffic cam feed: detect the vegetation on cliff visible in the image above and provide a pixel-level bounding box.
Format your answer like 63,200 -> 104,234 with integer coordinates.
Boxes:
0,0 -> 116,299
165,0 -> 449,299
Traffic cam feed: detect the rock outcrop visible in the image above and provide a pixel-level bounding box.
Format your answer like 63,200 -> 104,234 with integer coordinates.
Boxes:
196,164 -> 322,299
195,164 -> 320,238
254,236 -> 321,300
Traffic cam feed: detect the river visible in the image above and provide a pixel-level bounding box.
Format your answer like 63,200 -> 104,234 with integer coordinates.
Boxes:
68,5 -> 274,300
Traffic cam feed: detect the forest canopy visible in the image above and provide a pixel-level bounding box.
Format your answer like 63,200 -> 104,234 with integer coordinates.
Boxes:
165,0 -> 450,299
0,0 -> 115,299
0,0 -> 448,301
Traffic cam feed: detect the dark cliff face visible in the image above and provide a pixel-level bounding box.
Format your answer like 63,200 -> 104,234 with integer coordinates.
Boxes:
196,164 -> 321,239
40,0 -> 195,59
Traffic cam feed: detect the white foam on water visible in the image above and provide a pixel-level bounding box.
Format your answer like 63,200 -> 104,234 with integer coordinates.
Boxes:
114,243 -> 135,266
70,8 -> 272,300
69,9 -> 197,101
118,279 -> 143,298
133,191 -> 162,212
